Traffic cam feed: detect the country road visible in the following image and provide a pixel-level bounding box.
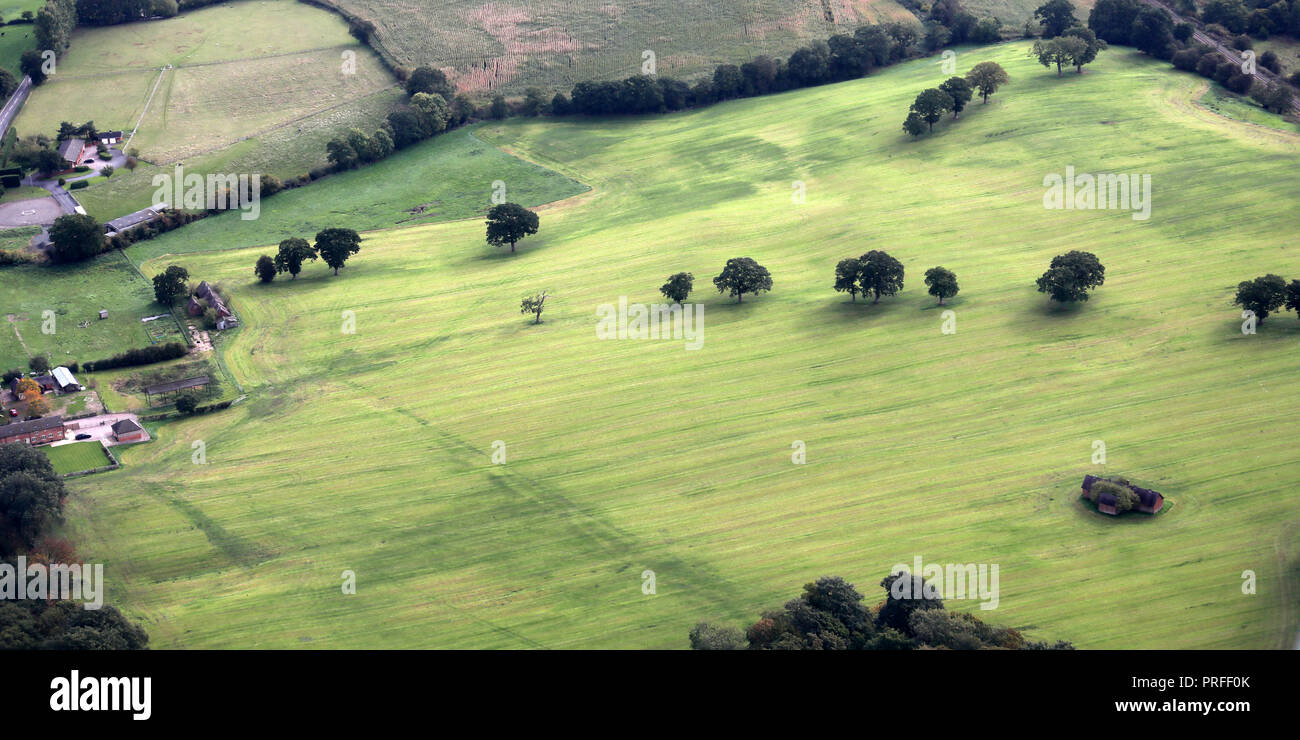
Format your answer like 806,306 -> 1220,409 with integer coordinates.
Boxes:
0,75 -> 32,140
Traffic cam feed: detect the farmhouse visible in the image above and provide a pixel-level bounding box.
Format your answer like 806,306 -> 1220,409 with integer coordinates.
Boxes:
111,418 -> 146,443
1080,475 -> 1165,515
0,416 -> 66,446
56,138 -> 85,166
52,366 -> 81,393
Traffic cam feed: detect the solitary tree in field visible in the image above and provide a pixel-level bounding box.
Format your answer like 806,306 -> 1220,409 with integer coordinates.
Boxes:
713,257 -> 772,303
966,61 -> 1010,104
521,291 -> 548,324
274,237 -> 317,279
486,203 -> 540,253
660,272 -> 694,304
315,228 -> 363,275
152,265 -> 190,305
834,258 -> 862,302
924,266 -> 959,305
910,88 -> 954,132
254,255 -> 276,284
1233,275 -> 1287,324
938,77 -> 973,118
1036,251 -> 1105,302
857,250 -> 905,304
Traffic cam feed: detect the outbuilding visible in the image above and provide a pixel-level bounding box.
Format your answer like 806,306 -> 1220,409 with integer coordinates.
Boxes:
111,418 -> 146,443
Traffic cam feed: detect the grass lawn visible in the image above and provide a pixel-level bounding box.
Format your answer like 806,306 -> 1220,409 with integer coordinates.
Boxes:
0,186 -> 51,204
0,17 -> 38,77
41,441 -> 114,476
124,128 -> 590,261
0,223 -> 38,250
0,251 -> 185,368
65,44 -> 1300,649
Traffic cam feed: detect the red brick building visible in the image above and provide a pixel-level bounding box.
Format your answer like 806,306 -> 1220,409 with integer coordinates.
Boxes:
0,416 -> 67,446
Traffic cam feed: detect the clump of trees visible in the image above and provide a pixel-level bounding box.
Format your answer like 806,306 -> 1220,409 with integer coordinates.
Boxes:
264,229 -> 362,279
485,203 -> 539,253
833,250 -> 904,304
1030,26 -> 1107,75
1036,250 -> 1105,303
905,62 -> 1008,137
47,213 -> 105,264
689,573 -> 1073,650
1233,273 -> 1300,325
713,257 -> 772,303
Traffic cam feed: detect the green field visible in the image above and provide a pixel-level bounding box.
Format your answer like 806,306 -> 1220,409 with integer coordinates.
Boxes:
0,223 -> 37,250
42,441 -> 114,476
0,251 -> 185,368
325,0 -> 917,93
65,43 -> 1300,649
11,0 -> 399,221
123,128 -> 589,261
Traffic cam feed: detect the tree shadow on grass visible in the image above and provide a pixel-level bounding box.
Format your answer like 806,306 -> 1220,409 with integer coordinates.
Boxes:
825,296 -> 908,324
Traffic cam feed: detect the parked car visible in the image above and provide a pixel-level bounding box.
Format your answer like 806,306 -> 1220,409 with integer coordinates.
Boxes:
75,433 -> 92,440
7,408 -> 15,417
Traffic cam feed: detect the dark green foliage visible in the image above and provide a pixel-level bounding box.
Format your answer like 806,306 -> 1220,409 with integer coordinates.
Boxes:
151,264 -> 189,305
174,394 -> 198,415
20,50 -> 48,85
688,621 -> 744,650
1036,250 -> 1105,302
0,599 -> 149,649
910,87 -> 954,130
314,228 -> 363,275
81,342 -> 186,372
939,76 -> 973,117
834,258 -> 862,301
712,257 -> 772,303
0,443 -> 65,558
1233,274 -> 1287,323
857,249 -> 905,303
485,203 -> 539,253
274,237 -> 316,279
28,355 -> 49,373
405,66 -> 455,99
924,266 -> 959,304
1088,0 -> 1143,45
659,272 -> 694,304
254,254 -> 276,283
48,214 -> 105,264
1035,0 -> 1079,38
966,61 -> 1010,103
902,111 -> 927,137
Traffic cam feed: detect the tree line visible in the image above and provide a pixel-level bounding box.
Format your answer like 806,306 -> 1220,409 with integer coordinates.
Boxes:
903,62 -> 1008,137
1234,274 -> 1300,325
689,573 -> 1072,650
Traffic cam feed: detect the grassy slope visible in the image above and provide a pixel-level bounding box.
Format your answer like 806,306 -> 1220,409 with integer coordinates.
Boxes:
67,44 -> 1300,649
0,128 -> 591,367
328,0 -> 916,92
123,128 -> 589,261
10,0 -> 398,222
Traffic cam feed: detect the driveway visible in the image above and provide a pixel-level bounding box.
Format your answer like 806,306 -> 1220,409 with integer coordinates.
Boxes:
54,412 -> 149,447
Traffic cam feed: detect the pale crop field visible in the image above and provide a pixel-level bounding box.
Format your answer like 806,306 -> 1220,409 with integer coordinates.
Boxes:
67,43 -> 1300,649
325,0 -> 916,92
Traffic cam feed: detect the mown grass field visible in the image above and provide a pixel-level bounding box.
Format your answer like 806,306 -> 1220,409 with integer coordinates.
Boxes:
0,251 -> 184,369
11,0 -> 398,221
66,43 -> 1300,649
124,128 -> 589,261
326,0 -> 916,93
42,442 -> 113,476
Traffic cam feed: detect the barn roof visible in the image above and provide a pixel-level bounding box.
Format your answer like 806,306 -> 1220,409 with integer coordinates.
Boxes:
1081,474 -> 1100,491
0,416 -> 64,436
56,138 -> 83,162
111,418 -> 143,434
52,366 -> 77,388
1096,492 -> 1117,506
1131,486 -> 1161,507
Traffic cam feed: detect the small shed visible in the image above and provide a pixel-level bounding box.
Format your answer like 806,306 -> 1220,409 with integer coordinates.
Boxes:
98,310 -> 108,320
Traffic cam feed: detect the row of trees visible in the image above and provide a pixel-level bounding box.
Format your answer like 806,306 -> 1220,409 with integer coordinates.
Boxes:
1029,25 -> 1107,75
254,228 -> 364,282
1233,274 -> 1300,323
649,259 -> 775,306
689,574 -> 1072,650
903,62 -> 1009,137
